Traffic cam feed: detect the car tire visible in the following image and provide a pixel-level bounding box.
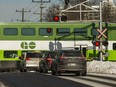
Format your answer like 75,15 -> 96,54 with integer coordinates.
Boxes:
42,65 -> 48,73
76,72 -> 81,76
51,70 -> 55,75
82,71 -> 87,76
54,67 -> 60,76
39,69 -> 43,73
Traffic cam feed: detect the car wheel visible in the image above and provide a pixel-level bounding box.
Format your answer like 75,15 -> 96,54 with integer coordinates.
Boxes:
43,69 -> 48,73
39,69 -> 43,73
42,65 -> 48,73
76,72 -> 81,76
82,71 -> 87,76
51,70 -> 55,75
39,67 -> 43,73
54,67 -> 60,76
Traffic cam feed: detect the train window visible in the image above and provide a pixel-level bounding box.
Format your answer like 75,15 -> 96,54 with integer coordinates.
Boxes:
4,51 -> 18,58
113,43 -> 116,50
4,28 -> 18,35
56,28 -> 70,36
21,28 -> 35,36
39,28 -> 53,36
74,28 -> 87,36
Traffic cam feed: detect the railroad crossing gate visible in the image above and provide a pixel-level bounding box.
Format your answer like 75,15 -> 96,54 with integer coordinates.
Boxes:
97,28 -> 107,39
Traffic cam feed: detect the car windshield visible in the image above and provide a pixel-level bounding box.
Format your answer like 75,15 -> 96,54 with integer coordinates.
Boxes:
63,51 -> 82,57
26,53 -> 42,58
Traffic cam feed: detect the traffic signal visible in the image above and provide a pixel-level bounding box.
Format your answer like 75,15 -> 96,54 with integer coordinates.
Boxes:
53,16 -> 67,22
102,41 -> 108,46
61,15 -> 67,21
53,16 -> 59,22
95,41 -> 100,46
92,41 -> 100,46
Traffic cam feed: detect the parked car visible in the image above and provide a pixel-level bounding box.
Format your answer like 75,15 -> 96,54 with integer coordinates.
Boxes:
19,52 -> 43,72
51,50 -> 87,76
39,51 -> 58,73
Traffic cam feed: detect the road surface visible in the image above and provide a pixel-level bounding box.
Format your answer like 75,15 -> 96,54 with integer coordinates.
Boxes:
0,72 -> 115,87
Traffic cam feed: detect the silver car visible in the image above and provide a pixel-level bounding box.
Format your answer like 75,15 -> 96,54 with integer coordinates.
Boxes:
19,52 -> 43,72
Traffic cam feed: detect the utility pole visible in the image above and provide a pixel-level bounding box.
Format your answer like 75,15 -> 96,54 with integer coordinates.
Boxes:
32,0 -> 50,22
16,8 -> 31,22
64,0 -> 70,8
99,0 -> 103,61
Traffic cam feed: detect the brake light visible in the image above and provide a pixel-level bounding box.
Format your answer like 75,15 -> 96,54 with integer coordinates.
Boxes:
47,58 -> 53,64
60,56 -> 67,60
26,58 -> 31,60
60,56 -> 63,60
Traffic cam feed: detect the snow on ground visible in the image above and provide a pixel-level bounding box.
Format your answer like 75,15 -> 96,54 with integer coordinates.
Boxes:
87,60 -> 116,74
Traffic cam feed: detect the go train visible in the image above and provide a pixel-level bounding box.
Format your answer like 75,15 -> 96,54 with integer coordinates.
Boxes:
0,22 -> 116,70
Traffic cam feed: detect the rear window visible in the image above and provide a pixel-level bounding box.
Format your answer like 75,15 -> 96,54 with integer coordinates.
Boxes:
26,53 -> 42,58
49,52 -> 57,58
62,51 -> 82,57
45,52 -> 57,58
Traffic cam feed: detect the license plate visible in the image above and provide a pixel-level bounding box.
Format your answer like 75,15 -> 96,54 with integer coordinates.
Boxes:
68,63 -> 76,66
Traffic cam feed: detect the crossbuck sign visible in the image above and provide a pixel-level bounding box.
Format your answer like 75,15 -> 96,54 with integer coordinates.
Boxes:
97,28 -> 107,39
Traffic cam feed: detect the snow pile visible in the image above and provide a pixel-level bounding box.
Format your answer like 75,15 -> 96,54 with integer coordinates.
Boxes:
87,60 -> 116,74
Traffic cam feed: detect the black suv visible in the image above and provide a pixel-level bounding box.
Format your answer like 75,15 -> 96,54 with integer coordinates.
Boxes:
51,50 -> 87,76
39,51 -> 58,73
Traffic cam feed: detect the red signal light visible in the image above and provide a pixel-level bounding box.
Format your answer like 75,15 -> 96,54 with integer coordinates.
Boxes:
95,41 -> 100,46
53,16 -> 59,21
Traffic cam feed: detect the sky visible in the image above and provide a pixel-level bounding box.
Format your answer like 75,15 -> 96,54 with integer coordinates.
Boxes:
0,0 -> 116,22
0,0 -> 59,22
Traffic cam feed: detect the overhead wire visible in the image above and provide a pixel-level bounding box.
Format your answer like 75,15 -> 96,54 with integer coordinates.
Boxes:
16,0 -> 61,22
11,11 -> 17,22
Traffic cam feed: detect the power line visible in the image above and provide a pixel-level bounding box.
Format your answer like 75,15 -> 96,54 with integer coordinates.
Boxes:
32,0 -> 51,22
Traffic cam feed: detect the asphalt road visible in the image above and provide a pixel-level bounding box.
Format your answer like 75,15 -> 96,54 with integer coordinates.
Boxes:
0,72 -> 116,87
0,72 -> 91,87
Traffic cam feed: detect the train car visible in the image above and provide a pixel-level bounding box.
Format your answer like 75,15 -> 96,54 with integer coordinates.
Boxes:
0,22 -> 116,71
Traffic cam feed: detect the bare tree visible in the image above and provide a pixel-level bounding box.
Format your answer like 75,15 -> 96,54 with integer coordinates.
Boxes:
45,0 -> 116,23
102,2 -> 116,23
45,4 -> 60,22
